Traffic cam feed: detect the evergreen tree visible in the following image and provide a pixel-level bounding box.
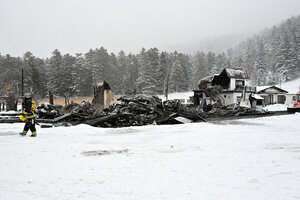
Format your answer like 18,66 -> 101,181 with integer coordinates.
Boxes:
159,52 -> 172,95
75,54 -> 93,96
169,52 -> 187,92
254,40 -> 267,85
177,53 -> 191,91
47,49 -> 63,96
146,48 -> 161,94
136,48 -> 159,95
207,52 -> 218,75
108,53 -> 120,94
127,54 -> 140,92
117,51 -> 130,94
61,54 -> 77,96
192,52 -> 208,87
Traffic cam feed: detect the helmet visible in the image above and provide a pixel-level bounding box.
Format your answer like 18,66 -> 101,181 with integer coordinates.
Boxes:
24,92 -> 32,99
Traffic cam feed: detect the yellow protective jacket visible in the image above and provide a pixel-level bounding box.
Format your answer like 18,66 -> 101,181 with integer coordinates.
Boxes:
22,100 -> 37,119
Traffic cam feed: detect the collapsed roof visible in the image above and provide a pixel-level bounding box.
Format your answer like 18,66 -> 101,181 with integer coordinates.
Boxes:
212,68 -> 249,88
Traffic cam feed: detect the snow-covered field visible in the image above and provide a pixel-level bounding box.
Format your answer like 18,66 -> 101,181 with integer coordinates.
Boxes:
1,114 -> 300,200
264,104 -> 288,111
157,92 -> 194,102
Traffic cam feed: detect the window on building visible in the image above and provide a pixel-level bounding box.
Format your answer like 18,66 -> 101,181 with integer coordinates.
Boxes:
269,95 -> 274,104
257,100 -> 263,105
235,80 -> 245,89
277,95 -> 286,104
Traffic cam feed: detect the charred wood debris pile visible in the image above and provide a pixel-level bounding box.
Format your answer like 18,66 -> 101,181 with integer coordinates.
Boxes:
31,95 -> 265,128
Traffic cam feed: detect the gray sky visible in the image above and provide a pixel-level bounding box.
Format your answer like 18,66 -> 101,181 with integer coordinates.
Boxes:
1,0 -> 300,58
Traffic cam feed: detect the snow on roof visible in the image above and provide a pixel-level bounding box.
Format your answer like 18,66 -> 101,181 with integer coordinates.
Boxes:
277,77 -> 300,94
256,86 -> 270,93
225,68 -> 249,79
250,94 -> 264,100
256,85 -> 288,93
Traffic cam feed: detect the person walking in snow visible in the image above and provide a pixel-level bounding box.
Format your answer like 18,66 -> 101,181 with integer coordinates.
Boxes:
20,93 -> 37,137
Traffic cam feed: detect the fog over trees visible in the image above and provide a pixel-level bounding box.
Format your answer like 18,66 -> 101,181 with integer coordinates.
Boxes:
0,15 -> 299,98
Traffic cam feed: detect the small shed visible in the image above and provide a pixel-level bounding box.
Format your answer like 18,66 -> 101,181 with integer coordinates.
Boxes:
249,93 -> 265,109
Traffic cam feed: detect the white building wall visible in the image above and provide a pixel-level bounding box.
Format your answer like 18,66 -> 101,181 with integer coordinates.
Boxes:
221,92 -> 245,105
222,93 -> 233,105
221,92 -> 251,107
285,94 -> 296,106
240,93 -> 251,108
230,78 -> 236,90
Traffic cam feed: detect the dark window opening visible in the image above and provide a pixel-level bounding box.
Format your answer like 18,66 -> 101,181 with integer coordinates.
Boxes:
257,100 -> 263,106
277,95 -> 286,104
236,80 -> 245,86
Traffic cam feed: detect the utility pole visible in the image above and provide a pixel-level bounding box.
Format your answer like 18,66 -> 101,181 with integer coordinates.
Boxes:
21,68 -> 24,96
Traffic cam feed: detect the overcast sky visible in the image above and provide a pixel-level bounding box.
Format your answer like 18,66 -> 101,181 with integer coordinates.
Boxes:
1,0 -> 300,58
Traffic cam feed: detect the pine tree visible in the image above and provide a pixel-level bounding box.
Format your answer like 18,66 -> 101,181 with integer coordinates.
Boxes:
146,48 -> 161,94
48,49 -> 63,96
136,48 -> 159,95
169,52 -> 186,92
177,53 -> 191,91
275,32 -> 294,82
254,40 -> 267,85
127,54 -> 140,92
74,54 -> 93,96
193,52 -> 208,87
117,51 -> 130,94
207,52 -> 218,75
61,54 -> 76,96
108,53 -> 120,94
159,52 -> 172,96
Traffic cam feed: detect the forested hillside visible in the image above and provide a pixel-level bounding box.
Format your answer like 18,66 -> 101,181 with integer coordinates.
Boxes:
0,15 -> 299,98
228,15 -> 300,85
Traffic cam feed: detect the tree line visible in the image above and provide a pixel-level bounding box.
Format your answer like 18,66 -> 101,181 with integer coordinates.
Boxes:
0,48 -> 229,98
0,15 -> 299,99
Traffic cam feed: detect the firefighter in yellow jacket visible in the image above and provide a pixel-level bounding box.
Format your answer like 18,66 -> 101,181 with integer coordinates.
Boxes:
20,93 -> 37,137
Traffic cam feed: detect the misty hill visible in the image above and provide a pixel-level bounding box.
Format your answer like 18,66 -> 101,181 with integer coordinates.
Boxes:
227,15 -> 300,85
166,33 -> 251,55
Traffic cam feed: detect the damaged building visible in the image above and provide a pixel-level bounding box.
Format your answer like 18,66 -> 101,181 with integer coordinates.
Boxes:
194,68 -> 256,109
92,81 -> 118,113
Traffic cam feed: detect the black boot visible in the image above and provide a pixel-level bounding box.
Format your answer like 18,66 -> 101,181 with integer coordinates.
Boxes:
30,131 -> 37,137
20,131 -> 27,136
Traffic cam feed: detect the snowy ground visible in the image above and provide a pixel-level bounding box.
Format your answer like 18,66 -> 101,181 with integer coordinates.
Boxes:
1,114 -> 300,200
157,92 -> 194,102
264,104 -> 288,111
